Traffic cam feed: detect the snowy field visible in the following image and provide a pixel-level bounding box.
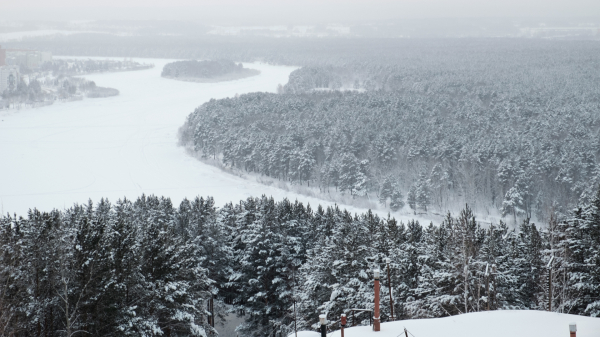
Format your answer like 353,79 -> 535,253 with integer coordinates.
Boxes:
292,311 -> 600,337
0,57 -> 435,220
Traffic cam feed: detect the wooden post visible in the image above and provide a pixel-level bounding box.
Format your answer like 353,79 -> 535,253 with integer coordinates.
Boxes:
374,269 -> 380,331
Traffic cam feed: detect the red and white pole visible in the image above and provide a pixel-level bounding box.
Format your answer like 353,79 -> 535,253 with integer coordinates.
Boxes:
569,323 -> 576,337
374,269 -> 381,332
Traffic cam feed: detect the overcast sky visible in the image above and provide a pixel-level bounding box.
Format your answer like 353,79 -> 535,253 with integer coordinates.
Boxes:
4,0 -> 600,23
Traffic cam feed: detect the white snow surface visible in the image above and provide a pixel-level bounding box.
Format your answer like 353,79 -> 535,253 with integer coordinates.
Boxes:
292,311 -> 600,337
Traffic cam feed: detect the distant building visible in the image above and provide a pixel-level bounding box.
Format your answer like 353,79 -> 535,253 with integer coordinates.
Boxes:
5,49 -> 52,69
0,65 -> 20,92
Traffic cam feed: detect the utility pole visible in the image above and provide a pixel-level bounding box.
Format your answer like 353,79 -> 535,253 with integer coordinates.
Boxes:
386,258 -> 395,321
374,269 -> 381,332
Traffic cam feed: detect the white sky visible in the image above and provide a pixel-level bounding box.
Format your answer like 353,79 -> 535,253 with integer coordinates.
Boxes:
3,0 -> 600,23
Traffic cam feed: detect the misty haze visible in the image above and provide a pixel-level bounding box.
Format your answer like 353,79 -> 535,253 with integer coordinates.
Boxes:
1,1 -> 600,337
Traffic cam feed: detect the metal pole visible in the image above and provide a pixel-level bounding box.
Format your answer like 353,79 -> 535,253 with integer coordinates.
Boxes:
548,267 -> 552,312
293,268 -> 297,337
485,263 -> 490,311
319,314 -> 327,337
341,314 -> 346,337
211,296 -> 214,327
294,300 -> 297,337
386,258 -> 394,321
374,269 -> 381,332
548,256 -> 554,312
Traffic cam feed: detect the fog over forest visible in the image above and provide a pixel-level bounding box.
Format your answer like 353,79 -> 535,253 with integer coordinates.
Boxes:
1,1 -> 600,337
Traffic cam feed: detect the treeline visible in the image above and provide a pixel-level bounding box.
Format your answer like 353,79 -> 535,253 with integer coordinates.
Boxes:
161,59 -> 248,79
2,190 -> 599,336
0,196 -> 218,336
1,79 -> 46,108
12,35 -> 600,69
41,58 -> 153,76
1,76 -> 118,110
180,88 -> 600,218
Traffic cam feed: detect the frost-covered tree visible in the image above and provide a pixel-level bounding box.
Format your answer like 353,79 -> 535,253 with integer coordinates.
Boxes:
389,185 -> 405,212
502,186 -> 526,223
379,176 -> 394,207
407,185 -> 417,212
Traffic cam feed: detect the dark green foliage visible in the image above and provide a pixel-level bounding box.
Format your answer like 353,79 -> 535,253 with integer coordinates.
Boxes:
0,195 -> 215,336
389,186 -> 404,212
2,189 -> 600,335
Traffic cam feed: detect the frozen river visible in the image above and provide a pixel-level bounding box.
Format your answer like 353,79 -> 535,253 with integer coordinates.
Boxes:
2,58 -> 428,221
0,58 -> 305,214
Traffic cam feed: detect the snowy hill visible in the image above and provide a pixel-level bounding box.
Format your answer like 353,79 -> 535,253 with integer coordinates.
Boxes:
291,311 -> 600,337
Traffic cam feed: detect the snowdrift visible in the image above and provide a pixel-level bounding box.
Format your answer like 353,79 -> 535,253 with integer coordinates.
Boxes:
291,311 -> 600,337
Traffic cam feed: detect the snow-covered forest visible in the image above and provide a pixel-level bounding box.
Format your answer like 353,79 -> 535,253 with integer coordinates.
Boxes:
0,58 -> 144,109
180,40 -> 600,219
1,190 -> 599,336
1,75 -> 117,109
3,23 -> 600,337
162,59 -> 258,81
40,58 -> 153,76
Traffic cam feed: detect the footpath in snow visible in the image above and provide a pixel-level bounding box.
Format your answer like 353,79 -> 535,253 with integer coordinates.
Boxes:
293,311 -> 600,337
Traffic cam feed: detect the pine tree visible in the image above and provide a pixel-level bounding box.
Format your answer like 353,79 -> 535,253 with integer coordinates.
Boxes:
389,185 -> 405,212
502,186 -> 525,224
583,187 -> 600,316
416,174 -> 431,212
379,176 -> 393,207
407,185 -> 417,212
